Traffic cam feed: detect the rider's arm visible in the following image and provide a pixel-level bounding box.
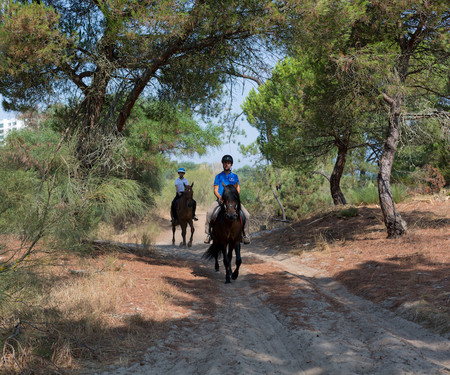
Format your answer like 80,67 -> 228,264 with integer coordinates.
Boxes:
214,185 -> 221,201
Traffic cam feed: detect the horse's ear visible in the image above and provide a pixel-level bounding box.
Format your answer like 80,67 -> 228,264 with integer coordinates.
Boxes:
184,182 -> 187,186
191,182 -> 194,188
234,183 -> 238,189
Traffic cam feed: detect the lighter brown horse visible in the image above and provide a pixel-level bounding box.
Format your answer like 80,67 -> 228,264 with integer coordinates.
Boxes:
172,183 -> 195,247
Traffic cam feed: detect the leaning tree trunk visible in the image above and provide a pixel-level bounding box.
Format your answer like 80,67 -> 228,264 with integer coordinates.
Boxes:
266,162 -> 287,220
377,94 -> 407,238
76,77 -> 110,169
330,142 -> 348,205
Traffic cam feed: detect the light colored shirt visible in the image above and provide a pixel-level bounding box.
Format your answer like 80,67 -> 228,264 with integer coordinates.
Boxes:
175,177 -> 189,193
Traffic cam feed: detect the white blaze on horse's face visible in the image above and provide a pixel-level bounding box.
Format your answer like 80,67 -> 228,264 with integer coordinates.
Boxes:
184,184 -> 194,208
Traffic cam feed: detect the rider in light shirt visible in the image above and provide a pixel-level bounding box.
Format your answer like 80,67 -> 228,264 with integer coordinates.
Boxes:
171,167 -> 198,222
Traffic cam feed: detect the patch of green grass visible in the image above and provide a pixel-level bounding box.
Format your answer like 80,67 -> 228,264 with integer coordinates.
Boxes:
347,182 -> 409,205
337,206 -> 359,218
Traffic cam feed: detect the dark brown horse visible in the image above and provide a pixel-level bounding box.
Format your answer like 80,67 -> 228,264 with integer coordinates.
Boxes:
172,183 -> 195,247
202,184 -> 243,283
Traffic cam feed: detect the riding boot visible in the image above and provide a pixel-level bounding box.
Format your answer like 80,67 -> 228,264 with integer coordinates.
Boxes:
193,201 -> 198,221
204,224 -> 212,244
242,229 -> 250,244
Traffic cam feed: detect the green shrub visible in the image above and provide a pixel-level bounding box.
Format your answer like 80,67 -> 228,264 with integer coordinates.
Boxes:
0,126 -> 152,253
347,182 -> 379,205
347,181 -> 409,205
337,206 -> 359,218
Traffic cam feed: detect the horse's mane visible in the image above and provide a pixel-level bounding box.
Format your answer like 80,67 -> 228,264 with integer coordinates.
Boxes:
222,184 -> 240,209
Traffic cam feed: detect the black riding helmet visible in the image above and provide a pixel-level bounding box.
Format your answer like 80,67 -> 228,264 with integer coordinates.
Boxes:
221,154 -> 233,164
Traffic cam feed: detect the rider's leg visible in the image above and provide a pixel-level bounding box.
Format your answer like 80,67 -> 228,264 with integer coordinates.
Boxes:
193,199 -> 198,221
170,195 -> 177,222
204,200 -> 219,243
240,204 -> 251,244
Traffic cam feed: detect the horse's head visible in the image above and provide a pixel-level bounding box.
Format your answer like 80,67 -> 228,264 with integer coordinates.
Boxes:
183,182 -> 194,208
221,183 -> 240,221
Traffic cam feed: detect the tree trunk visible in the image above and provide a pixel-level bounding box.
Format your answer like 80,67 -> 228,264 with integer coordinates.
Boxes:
76,77 -> 109,168
270,184 -> 286,221
330,142 -> 348,205
377,94 -> 407,238
267,163 -> 286,220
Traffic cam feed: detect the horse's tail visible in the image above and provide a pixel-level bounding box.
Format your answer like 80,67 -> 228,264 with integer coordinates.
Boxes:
202,242 -> 223,260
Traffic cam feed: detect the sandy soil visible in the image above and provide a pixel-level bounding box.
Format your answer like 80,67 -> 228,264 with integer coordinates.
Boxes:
93,197 -> 450,375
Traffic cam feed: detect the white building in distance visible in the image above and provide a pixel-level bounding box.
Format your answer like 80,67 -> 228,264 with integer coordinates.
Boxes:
0,118 -> 26,143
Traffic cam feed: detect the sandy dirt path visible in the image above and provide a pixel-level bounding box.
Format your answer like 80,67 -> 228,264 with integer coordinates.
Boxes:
99,213 -> 450,375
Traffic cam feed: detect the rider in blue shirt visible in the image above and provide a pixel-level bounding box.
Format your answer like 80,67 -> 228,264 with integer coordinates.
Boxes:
204,155 -> 250,244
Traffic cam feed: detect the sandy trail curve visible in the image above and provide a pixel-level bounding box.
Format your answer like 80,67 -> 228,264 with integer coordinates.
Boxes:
99,213 -> 450,374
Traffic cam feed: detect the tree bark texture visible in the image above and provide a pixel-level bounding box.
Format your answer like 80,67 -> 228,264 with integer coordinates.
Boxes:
267,163 -> 286,221
330,142 -> 348,206
377,95 -> 407,238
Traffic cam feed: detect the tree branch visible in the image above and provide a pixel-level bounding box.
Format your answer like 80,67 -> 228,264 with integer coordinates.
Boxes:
310,171 -> 330,182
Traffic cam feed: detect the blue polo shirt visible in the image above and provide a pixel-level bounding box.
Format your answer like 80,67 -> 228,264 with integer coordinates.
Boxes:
214,171 -> 240,197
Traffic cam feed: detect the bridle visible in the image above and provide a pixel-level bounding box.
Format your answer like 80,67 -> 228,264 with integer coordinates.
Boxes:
221,200 -> 239,220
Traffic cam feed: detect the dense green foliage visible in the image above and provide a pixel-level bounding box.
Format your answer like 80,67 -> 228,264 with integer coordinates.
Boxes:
0,0 -> 301,168
0,126 -> 149,252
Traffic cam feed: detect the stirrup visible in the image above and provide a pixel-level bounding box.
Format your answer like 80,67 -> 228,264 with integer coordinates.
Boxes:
193,216 -> 198,221
204,234 -> 211,244
243,235 -> 250,244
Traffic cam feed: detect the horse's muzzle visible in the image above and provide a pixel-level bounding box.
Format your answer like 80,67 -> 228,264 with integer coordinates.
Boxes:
226,212 -> 239,220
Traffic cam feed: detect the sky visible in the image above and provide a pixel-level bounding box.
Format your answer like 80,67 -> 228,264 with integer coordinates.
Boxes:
177,83 -> 261,170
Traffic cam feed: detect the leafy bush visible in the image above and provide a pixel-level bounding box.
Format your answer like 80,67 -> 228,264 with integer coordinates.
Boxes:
0,126 -> 151,253
347,182 -> 379,205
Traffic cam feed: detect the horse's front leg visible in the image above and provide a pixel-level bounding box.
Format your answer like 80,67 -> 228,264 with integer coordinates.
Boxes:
172,223 -> 176,245
223,245 -> 233,284
188,219 -> 194,247
180,223 -> 187,246
232,242 -> 242,280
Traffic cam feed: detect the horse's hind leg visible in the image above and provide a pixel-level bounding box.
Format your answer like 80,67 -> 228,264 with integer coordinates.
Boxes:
231,243 -> 242,280
172,224 -> 176,245
214,254 -> 219,272
188,220 -> 194,247
224,246 -> 233,284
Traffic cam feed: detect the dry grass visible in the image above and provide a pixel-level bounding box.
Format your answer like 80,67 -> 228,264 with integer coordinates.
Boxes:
0,248 -> 180,374
96,213 -> 160,246
313,231 -> 330,252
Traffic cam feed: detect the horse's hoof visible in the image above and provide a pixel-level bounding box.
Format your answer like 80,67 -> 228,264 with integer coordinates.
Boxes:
225,279 -> 231,284
188,242 -> 192,247
232,271 -> 239,280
